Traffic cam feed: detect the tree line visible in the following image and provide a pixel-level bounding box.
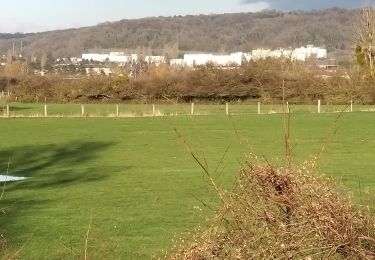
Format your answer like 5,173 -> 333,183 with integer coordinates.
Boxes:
0,58 -> 373,105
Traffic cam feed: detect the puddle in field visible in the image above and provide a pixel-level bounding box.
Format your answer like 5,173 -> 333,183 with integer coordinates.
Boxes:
0,175 -> 29,182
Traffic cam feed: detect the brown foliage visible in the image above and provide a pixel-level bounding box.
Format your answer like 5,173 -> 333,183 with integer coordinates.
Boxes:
4,59 -> 375,104
168,159 -> 375,259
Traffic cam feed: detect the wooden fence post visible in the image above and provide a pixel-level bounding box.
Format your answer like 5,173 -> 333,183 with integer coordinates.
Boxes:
44,104 -> 47,117
116,104 -> 119,117
258,102 -> 261,115
191,103 -> 194,115
153,104 -> 155,116
81,105 -> 85,117
226,103 -> 229,115
6,105 -> 9,118
351,100 -> 353,112
318,100 -> 321,114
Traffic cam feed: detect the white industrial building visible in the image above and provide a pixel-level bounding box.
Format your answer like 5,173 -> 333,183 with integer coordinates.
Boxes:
81,45 -> 327,69
82,52 -> 138,64
82,53 -> 109,62
182,52 -> 246,67
169,46 -> 327,67
251,49 -> 272,60
184,54 -> 213,67
211,52 -> 244,66
249,45 -> 327,62
251,48 -> 294,60
292,45 -> 327,62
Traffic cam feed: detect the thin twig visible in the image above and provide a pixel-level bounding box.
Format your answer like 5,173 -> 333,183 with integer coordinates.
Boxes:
84,217 -> 92,260
9,228 -> 37,259
0,158 -> 10,201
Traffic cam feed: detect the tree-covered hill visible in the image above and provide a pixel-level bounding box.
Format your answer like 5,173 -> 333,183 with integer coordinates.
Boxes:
0,8 -> 358,59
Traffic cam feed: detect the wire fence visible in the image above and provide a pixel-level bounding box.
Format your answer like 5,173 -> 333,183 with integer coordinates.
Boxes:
0,101 -> 374,118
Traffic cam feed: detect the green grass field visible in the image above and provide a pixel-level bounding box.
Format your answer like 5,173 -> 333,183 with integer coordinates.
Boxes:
0,105 -> 374,259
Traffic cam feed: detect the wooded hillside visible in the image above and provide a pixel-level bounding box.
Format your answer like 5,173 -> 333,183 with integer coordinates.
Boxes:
0,8 -> 358,59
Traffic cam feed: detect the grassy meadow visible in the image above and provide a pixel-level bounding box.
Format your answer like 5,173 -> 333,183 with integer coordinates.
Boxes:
0,104 -> 374,258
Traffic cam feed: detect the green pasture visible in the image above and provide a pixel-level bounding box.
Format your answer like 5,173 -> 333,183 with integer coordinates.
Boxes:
0,106 -> 374,258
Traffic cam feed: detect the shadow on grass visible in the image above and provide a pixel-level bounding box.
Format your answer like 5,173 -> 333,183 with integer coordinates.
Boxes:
6,106 -> 34,112
0,141 -> 116,190
0,141 -> 119,256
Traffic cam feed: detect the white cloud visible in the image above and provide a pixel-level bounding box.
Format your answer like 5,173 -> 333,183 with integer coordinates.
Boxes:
241,1 -> 270,11
0,17 -> 48,33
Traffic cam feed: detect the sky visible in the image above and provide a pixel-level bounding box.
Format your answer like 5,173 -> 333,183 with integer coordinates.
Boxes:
0,0 -> 363,33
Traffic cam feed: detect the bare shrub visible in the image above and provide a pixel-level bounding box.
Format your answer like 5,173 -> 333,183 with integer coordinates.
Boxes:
3,59 -> 363,104
168,158 -> 375,259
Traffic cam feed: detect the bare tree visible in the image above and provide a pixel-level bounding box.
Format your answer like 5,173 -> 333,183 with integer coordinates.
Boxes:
40,53 -> 47,70
163,42 -> 179,60
6,49 -> 12,65
356,6 -> 375,77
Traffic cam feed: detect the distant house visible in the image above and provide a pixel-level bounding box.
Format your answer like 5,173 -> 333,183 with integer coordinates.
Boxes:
316,59 -> 338,70
85,67 -> 112,76
70,57 -> 82,64
170,59 -> 185,67
0,54 -> 7,66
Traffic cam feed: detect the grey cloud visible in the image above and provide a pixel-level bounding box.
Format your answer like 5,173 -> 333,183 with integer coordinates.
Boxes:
241,0 -> 362,10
